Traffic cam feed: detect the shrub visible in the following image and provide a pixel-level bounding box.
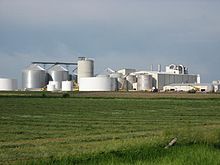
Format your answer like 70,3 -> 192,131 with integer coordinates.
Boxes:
188,89 -> 196,93
42,93 -> 47,97
62,93 -> 70,98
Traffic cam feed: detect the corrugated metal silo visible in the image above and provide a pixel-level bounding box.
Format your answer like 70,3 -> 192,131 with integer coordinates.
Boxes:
22,64 -> 46,89
47,65 -> 69,84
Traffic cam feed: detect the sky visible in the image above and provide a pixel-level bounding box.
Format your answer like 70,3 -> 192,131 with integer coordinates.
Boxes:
0,0 -> 220,85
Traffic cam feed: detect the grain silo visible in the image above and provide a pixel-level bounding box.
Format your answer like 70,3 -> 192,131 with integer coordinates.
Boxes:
22,64 -> 46,89
47,65 -> 69,89
77,57 -> 94,84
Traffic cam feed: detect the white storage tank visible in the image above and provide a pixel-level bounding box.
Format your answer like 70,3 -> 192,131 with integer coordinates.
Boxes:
79,77 -> 112,91
137,74 -> 153,91
213,84 -> 220,92
0,78 -> 17,91
22,64 -> 46,89
62,81 -> 73,91
126,75 -> 137,90
47,65 -> 69,85
47,84 -> 56,91
48,81 -> 61,90
77,57 -> 94,84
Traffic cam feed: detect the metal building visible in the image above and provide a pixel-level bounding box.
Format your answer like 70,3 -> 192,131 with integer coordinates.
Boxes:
132,64 -> 198,91
22,64 -> 46,89
117,69 -> 136,76
163,83 -> 214,93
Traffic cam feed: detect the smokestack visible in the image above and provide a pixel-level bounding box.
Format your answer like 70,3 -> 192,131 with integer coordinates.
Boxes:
150,64 -> 153,71
158,64 -> 161,72
197,74 -> 201,84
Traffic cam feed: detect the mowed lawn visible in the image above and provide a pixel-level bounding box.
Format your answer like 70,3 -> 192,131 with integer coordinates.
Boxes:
0,95 -> 220,164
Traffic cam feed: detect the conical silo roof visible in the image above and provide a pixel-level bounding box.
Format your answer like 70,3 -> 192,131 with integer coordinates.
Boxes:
23,64 -> 45,71
48,65 -> 68,72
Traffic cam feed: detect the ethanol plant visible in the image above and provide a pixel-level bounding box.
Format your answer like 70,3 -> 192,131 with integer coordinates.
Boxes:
0,56 -> 219,93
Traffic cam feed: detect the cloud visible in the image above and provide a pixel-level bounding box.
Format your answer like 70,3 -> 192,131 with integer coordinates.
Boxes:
0,0 -> 220,84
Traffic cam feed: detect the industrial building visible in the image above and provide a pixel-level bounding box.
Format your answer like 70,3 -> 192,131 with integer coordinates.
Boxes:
0,57 -> 218,93
116,64 -> 198,91
163,83 -> 214,93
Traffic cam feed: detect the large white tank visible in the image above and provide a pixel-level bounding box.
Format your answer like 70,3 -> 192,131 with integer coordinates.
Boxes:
79,77 -> 112,91
126,75 -> 137,90
22,64 -> 46,89
77,58 -> 94,84
62,81 -> 73,91
137,74 -> 153,91
0,78 -> 17,91
47,65 -> 69,84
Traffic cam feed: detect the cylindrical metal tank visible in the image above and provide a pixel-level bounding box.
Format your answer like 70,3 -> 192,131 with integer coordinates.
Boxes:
47,65 -> 69,86
22,64 -> 46,89
62,81 -> 73,91
137,74 -> 153,91
111,78 -> 118,91
126,75 -> 137,90
79,77 -> 112,91
118,77 -> 128,90
0,78 -> 17,91
48,81 -> 61,90
110,73 -> 126,90
77,58 -> 94,84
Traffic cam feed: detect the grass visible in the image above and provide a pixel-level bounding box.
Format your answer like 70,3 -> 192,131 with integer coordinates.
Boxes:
0,92 -> 220,164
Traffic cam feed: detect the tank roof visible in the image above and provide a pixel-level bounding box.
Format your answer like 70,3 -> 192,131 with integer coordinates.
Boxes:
48,65 -> 68,72
23,64 -> 45,71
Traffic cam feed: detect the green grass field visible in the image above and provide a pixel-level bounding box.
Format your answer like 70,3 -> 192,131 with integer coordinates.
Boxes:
0,92 -> 220,164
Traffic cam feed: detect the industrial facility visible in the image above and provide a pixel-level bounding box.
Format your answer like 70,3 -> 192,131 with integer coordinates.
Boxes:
0,57 -> 220,93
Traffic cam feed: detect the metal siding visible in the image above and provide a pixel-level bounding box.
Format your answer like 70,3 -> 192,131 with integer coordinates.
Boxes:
169,75 -> 175,84
158,74 -> 165,90
183,75 -> 189,83
22,64 -> 47,89
164,74 -> 170,85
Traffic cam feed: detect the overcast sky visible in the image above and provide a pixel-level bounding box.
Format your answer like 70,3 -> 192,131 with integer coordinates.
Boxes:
0,0 -> 220,85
